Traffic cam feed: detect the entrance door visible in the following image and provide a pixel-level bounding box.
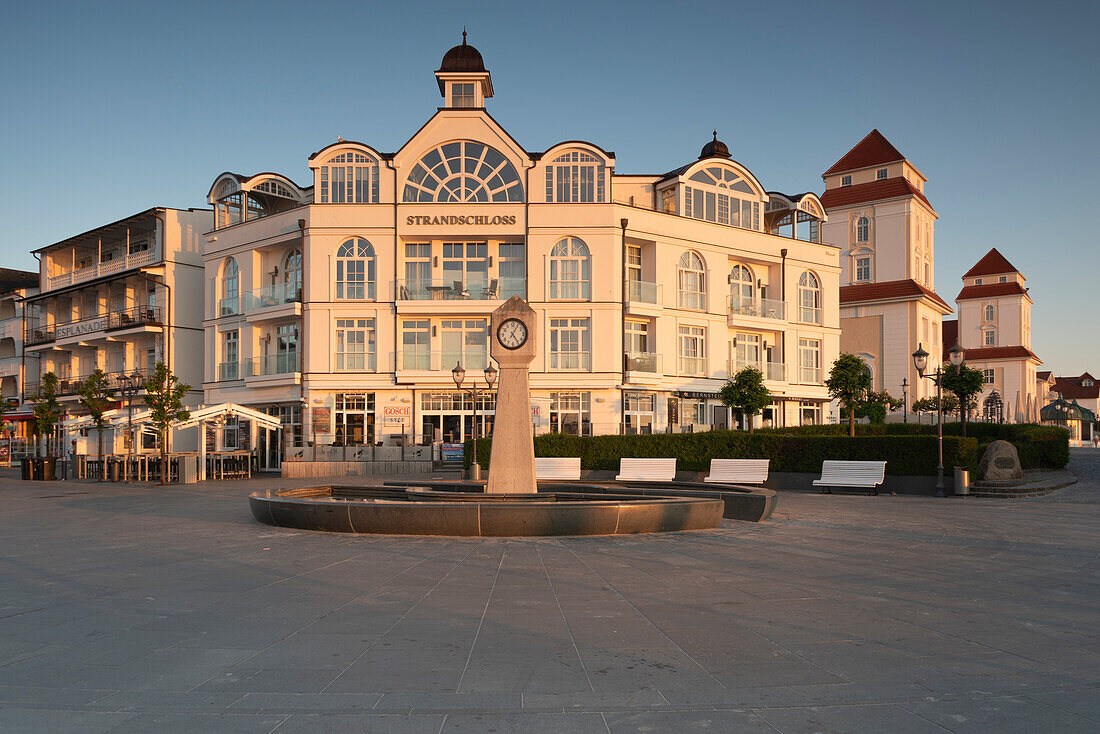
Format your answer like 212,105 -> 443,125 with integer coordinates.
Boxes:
442,414 -> 462,443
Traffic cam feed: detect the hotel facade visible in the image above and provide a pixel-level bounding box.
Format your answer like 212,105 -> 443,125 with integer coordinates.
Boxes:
202,38 -> 840,467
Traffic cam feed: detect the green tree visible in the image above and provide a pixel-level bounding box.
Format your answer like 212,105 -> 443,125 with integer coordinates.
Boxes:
143,362 -> 191,485
826,353 -> 872,436
78,369 -> 115,481
856,391 -> 903,424
941,365 -> 984,436
31,372 -> 63,458
913,394 -> 958,424
719,367 -> 771,433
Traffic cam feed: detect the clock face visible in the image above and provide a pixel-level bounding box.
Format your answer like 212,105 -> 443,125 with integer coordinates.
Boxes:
497,318 -> 528,350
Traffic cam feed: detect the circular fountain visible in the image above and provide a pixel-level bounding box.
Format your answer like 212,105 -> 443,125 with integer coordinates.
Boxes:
249,298 -> 771,537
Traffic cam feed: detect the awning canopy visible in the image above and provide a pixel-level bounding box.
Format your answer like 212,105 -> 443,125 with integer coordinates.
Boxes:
1040,398 -> 1096,423
60,403 -> 281,431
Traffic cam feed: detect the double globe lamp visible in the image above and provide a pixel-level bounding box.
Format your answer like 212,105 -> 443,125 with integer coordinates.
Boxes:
912,341 -> 965,496
452,361 -> 498,481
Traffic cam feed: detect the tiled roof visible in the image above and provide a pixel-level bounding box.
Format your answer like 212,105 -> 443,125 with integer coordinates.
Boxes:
824,130 -> 905,176
963,248 -> 1019,278
1052,377 -> 1099,400
840,279 -> 952,311
941,320 -> 959,356
820,177 -> 933,211
956,282 -> 1028,301
963,346 -> 1042,363
1036,370 -> 1052,381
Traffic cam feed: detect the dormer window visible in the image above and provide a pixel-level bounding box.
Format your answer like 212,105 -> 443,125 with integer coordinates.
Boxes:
975,278 -> 983,285
451,82 -> 475,108
546,151 -> 606,203
1084,379 -> 1094,387
841,175 -> 852,186
876,168 -> 888,180
999,276 -> 1007,282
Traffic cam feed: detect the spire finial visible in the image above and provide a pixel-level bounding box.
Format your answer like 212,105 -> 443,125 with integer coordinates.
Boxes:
713,130 -> 718,142
462,27 -> 467,44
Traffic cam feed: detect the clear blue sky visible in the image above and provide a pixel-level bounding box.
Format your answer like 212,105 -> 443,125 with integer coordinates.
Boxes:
2,0 -> 1096,372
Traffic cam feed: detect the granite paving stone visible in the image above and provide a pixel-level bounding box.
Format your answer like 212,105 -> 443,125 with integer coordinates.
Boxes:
0,449 -> 1097,731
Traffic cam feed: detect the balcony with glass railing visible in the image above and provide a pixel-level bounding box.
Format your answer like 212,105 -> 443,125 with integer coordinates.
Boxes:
335,352 -> 378,372
727,360 -> 786,382
397,350 -> 489,372
678,291 -> 707,311
626,280 -> 662,305
218,361 -> 242,381
678,355 -> 706,376
243,282 -> 301,311
798,366 -> 823,384
625,352 -> 662,374
798,306 -> 822,324
219,297 -> 239,317
249,353 -> 300,376
396,278 -> 523,301
549,351 -> 591,371
728,294 -> 787,321
547,280 -> 591,301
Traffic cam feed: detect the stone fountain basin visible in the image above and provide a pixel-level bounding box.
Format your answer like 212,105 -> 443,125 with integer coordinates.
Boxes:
249,485 -> 725,537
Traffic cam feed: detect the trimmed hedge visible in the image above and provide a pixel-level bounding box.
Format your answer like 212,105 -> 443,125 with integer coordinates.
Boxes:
465,431 -> 979,477
752,421 -> 1069,469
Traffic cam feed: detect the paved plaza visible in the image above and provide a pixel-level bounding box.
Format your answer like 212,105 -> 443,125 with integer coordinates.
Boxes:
0,452 -> 1098,733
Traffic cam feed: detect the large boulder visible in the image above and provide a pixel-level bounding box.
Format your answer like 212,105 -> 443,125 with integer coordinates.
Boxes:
978,440 -> 1023,481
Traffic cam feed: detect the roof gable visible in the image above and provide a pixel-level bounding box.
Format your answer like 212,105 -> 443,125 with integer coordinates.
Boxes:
963,248 -> 1019,278
824,129 -> 905,177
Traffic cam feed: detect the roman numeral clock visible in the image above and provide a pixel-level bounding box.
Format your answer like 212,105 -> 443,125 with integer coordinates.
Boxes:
486,296 -> 538,494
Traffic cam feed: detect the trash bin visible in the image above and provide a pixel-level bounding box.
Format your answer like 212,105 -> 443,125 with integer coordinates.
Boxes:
108,460 -> 122,482
953,466 -> 970,496
20,459 -> 31,480
41,457 -> 56,481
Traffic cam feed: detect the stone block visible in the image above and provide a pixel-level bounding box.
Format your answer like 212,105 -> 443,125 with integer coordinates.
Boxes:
979,440 -> 1023,481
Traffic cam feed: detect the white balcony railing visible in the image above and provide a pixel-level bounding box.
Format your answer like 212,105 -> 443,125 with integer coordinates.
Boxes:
46,248 -> 159,291
397,350 -> 489,372
799,366 -> 823,384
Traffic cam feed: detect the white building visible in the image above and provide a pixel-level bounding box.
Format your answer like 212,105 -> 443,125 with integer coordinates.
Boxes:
0,269 -> 39,444
23,207 -> 208,453
202,37 -> 841,468
821,130 -> 953,404
943,248 -> 1042,422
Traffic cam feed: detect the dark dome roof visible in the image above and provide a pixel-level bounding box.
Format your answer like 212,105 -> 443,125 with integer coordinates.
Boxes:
439,31 -> 486,73
699,131 -> 730,159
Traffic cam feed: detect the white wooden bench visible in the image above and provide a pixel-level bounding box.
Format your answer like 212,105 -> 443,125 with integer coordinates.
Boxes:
704,458 -> 770,485
615,458 -> 677,482
813,460 -> 887,496
535,457 -> 581,481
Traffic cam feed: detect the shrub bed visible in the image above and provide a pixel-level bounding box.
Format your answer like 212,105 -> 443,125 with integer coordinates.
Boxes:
466,431 -> 979,477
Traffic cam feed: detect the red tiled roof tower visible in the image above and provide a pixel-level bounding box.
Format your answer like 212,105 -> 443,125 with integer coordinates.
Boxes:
962,248 -> 1019,278
823,129 -> 906,176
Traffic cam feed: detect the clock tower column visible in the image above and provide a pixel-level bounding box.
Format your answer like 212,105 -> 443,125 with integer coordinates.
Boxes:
486,296 -> 538,494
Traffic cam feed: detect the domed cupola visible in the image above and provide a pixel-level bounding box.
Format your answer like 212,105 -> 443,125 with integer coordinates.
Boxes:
438,30 -> 486,73
699,130 -> 731,160
435,30 -> 494,105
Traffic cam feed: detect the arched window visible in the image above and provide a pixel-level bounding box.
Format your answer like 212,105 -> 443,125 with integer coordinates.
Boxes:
729,264 -> 754,302
403,141 -> 523,202
284,249 -> 302,298
798,271 -> 821,323
220,258 -> 239,316
545,151 -> 605,202
336,238 -> 376,300
678,251 -> 706,310
549,237 -> 591,300
318,152 -> 379,203
856,216 -> 870,244
984,304 -> 995,322
683,165 -> 760,229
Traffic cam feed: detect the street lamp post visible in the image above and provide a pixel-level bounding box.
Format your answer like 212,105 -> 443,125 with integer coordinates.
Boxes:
452,361 -> 498,481
120,372 -> 142,483
913,342 -> 965,496
901,378 -> 909,424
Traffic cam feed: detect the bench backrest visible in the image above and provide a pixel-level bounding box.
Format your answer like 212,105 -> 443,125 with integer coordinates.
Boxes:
819,460 -> 887,485
707,458 -> 770,482
535,457 -> 581,480
617,457 -> 677,480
